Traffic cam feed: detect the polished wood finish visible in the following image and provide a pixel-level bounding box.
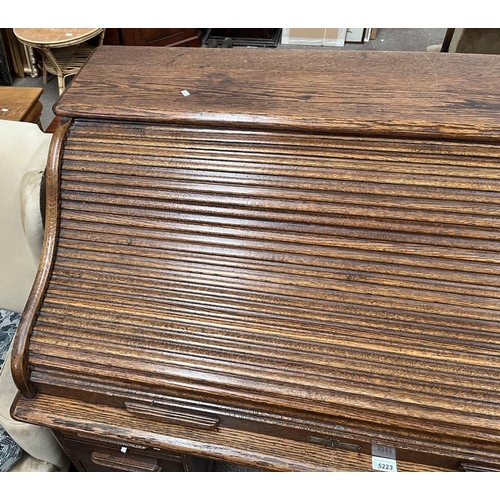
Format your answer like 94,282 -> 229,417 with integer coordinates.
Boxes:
11,46 -> 500,472
54,46 -> 500,141
0,87 -> 43,126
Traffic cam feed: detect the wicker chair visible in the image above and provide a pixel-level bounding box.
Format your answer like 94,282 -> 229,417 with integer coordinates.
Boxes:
13,29 -> 105,95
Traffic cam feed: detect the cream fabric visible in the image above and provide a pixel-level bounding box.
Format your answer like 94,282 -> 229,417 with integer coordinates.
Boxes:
0,343 -> 70,470
0,120 -> 50,313
9,452 -> 59,472
20,169 -> 44,265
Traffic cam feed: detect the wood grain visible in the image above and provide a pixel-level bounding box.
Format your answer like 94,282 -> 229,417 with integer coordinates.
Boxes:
54,47 -> 500,141
12,48 -> 500,471
0,87 -> 43,123
14,393 -> 453,471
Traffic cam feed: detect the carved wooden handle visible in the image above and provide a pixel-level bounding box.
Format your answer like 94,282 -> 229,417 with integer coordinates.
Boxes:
90,451 -> 161,472
124,401 -> 220,430
459,462 -> 500,472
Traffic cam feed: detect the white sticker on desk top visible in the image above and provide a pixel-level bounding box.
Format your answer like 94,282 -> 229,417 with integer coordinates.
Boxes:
372,456 -> 398,472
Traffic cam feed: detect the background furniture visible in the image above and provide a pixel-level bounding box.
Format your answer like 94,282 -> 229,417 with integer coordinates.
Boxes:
205,28 -> 281,47
1,29 -> 39,80
13,29 -> 105,95
103,28 -> 202,47
0,87 -> 43,128
10,46 -> 500,472
0,35 -> 12,85
0,120 -> 70,471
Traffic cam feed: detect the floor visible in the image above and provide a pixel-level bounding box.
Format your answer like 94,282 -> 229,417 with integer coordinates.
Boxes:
12,28 -> 448,131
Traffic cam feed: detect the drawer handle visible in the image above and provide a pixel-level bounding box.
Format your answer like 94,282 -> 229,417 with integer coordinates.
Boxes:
90,452 -> 161,472
459,462 -> 500,472
76,433 -> 147,449
125,401 -> 220,430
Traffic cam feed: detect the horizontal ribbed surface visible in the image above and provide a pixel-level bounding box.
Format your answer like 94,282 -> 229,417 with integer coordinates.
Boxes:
30,119 -> 500,440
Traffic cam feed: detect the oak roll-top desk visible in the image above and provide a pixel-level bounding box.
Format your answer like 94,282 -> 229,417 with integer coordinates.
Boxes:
10,46 -> 500,472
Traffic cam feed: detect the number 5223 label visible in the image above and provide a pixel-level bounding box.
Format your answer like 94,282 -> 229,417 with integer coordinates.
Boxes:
372,456 -> 398,472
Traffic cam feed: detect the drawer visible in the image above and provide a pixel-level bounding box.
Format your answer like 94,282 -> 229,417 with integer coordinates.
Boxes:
58,433 -> 210,472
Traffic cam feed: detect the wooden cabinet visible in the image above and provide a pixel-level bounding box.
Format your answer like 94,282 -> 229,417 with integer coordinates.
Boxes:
10,46 -> 500,472
103,28 -> 202,47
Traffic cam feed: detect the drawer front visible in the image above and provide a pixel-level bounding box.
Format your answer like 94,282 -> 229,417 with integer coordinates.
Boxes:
57,433 -> 209,472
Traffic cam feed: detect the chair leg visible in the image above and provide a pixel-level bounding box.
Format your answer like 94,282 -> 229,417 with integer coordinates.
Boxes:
57,75 -> 65,95
42,64 -> 47,85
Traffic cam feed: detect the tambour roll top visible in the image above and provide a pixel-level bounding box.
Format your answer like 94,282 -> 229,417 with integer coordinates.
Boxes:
11,47 -> 500,471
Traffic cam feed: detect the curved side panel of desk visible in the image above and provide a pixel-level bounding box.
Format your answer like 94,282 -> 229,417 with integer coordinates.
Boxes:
11,120 -> 72,398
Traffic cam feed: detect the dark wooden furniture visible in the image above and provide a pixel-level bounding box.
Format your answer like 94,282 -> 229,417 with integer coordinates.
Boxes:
1,28 -> 40,79
0,87 -> 43,127
0,33 -> 12,85
103,29 -> 202,47
205,28 -> 281,47
10,46 -> 500,472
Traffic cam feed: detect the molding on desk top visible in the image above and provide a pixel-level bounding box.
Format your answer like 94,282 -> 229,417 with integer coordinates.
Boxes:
54,46 -> 500,142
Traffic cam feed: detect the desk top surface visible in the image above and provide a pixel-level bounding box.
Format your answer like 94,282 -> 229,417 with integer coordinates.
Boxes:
55,46 -> 500,141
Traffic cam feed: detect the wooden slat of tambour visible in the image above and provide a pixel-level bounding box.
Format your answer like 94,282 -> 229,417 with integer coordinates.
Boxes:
60,180 -> 500,229
61,161 -> 500,205
48,264 -> 500,343
26,343 -> 500,436
62,147 -> 498,186
31,322 -> 500,409
61,143 -> 500,186
49,252 -> 500,317
27,119 -> 500,449
63,149 -> 500,190
62,122 -> 500,180
62,119 -> 500,161
47,265 -> 500,342
61,193 -> 500,249
39,285 -> 500,366
57,231 -> 500,289
52,248 -> 500,303
33,301 -> 500,375
31,296 -> 500,418
60,198 -> 500,252
36,302 -> 500,389
65,120 -> 500,156
60,170 -> 500,217
32,306 -> 500,399
39,287 -> 500,360
58,216 -> 500,272
62,141 -> 500,175
44,266 -> 499,352
58,220 -> 500,280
